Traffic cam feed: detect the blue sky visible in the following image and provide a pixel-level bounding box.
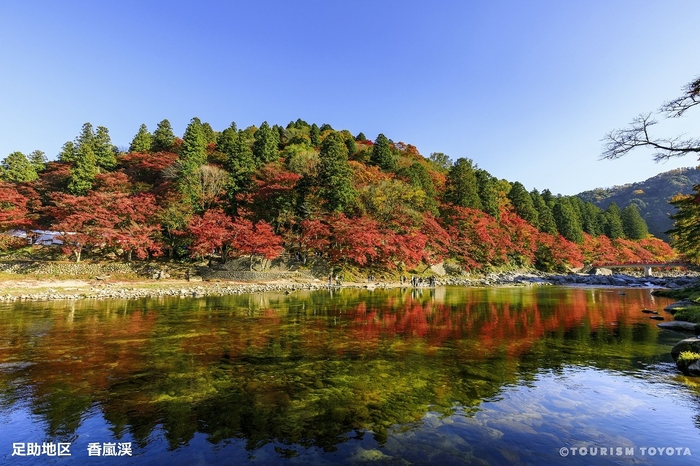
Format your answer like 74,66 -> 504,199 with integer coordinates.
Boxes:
1,1 -> 699,195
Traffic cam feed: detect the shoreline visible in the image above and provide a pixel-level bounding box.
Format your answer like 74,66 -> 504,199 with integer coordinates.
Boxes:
0,270 -> 698,302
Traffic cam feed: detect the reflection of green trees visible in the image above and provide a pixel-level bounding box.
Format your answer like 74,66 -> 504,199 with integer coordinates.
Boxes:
0,288 -> 671,453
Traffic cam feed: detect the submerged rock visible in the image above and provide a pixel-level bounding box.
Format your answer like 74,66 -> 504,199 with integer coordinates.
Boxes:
672,338 -> 700,375
658,321 -> 700,332
664,301 -> 696,314
671,337 -> 700,361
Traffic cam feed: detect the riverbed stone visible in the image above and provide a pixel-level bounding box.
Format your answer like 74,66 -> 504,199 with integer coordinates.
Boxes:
671,337 -> 700,361
664,301 -> 696,314
657,321 -> 700,332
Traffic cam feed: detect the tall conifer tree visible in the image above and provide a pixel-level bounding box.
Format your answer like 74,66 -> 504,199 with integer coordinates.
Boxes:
129,124 -> 153,153
669,189 -> 700,264
177,118 -> 207,207
310,123 -> 321,147
621,204 -> 649,239
28,150 -> 47,173
217,123 -> 256,195
580,201 -> 603,236
93,126 -> 117,170
553,198 -> 584,243
318,132 -> 355,212
0,152 -> 38,183
531,189 -> 558,235
58,141 -> 77,163
252,121 -> 280,164
67,144 -> 98,195
508,181 -> 538,224
370,133 -> 397,171
604,203 -> 625,239
152,119 -> 176,152
475,169 -> 501,218
445,158 -> 482,209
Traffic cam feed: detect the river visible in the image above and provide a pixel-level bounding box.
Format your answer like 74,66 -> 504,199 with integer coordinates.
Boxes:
0,286 -> 698,465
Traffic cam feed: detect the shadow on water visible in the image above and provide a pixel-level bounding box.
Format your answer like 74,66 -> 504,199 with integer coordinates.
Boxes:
1,286 -> 699,464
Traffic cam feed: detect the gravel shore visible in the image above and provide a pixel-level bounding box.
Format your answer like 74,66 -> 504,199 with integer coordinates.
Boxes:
0,269 -> 697,302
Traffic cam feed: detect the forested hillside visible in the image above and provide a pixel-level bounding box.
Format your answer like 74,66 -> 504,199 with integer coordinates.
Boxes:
0,119 -> 677,273
577,168 -> 700,241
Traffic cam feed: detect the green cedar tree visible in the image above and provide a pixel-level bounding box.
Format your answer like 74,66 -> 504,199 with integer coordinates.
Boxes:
475,169 -> 501,218
252,122 -> 280,164
218,124 -> 256,195
531,190 -> 558,235
201,122 -> 217,145
444,158 -> 482,209
0,151 -> 38,183
580,201 -> 604,236
58,141 -> 77,163
318,132 -> 355,212
152,119 -> 176,152
310,123 -> 321,147
28,150 -> 47,173
129,124 -> 153,153
553,198 -> 584,243
621,204 -> 649,239
370,133 -> 397,171
669,189 -> 700,264
67,144 -> 98,195
93,126 -> 117,170
604,203 -> 625,239
508,181 -> 538,224
177,118 -> 207,207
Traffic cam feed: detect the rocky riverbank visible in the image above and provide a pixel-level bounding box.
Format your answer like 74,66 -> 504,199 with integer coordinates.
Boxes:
0,269 -> 697,302
437,270 -> 699,288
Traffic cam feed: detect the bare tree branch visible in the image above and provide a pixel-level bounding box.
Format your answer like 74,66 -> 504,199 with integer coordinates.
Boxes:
601,108 -> 700,161
660,76 -> 700,117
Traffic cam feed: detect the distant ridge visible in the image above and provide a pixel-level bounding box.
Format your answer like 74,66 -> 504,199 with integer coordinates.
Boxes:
577,167 -> 700,241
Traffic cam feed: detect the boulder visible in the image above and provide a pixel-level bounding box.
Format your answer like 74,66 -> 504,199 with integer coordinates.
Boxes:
430,263 -> 447,277
664,300 -> 696,314
593,268 -> 613,276
671,337 -> 700,361
657,321 -> 700,332
684,360 -> 700,376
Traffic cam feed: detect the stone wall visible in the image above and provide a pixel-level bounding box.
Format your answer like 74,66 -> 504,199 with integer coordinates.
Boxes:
198,268 -> 316,281
0,261 -> 139,276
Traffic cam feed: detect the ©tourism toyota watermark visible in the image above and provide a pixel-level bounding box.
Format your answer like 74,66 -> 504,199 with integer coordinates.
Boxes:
559,445 -> 691,458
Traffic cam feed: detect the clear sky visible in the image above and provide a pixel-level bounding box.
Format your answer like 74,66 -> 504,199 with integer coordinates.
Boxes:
1,1 -> 699,195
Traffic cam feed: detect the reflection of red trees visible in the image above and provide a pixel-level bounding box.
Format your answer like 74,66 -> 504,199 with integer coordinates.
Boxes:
11,309 -> 158,404
337,289 -> 664,361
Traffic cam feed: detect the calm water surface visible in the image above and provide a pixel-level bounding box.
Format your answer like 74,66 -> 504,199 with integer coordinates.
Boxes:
1,286 -> 699,465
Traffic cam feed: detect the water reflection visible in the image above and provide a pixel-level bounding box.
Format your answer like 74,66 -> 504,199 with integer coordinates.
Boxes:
0,287 -> 698,464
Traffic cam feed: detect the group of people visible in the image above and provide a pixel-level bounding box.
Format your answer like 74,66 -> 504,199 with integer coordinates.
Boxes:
328,275 -> 343,286
327,274 -> 438,287
400,275 -> 437,288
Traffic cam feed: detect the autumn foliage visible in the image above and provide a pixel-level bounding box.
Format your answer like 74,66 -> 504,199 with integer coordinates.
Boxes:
0,118 -> 680,271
